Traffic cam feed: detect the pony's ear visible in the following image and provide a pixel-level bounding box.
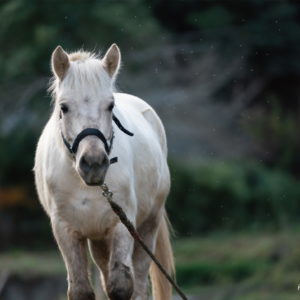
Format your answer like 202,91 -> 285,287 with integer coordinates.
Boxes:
51,46 -> 70,80
102,43 -> 121,78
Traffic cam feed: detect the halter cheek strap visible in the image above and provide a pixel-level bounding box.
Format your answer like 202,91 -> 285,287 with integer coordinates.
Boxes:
61,114 -> 133,164
112,115 -> 134,136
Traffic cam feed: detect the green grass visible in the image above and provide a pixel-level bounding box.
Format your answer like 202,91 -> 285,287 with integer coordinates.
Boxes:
173,229 -> 300,299
0,250 -> 65,276
1,230 -> 300,299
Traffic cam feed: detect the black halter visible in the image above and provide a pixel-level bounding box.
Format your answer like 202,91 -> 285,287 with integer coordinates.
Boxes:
61,114 -> 134,164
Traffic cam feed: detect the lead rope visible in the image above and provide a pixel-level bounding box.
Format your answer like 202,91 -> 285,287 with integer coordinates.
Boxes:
100,183 -> 188,300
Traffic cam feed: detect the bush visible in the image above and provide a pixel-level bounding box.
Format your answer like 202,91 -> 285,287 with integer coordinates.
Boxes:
167,160 -> 300,236
176,260 -> 262,286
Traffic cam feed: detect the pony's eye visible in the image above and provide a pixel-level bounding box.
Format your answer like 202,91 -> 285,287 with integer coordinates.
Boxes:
60,104 -> 69,114
108,102 -> 115,111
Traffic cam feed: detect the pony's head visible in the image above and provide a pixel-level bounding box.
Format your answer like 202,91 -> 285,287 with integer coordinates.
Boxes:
50,44 -> 121,186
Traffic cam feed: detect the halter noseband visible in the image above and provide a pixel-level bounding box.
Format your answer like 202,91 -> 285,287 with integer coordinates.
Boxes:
61,114 -> 133,164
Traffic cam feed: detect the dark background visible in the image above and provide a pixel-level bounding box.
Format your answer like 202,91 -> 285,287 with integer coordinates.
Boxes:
0,1 -> 300,299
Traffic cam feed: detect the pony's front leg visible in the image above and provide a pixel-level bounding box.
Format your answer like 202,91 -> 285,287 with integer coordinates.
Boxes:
107,222 -> 134,300
131,215 -> 161,300
52,219 -> 95,300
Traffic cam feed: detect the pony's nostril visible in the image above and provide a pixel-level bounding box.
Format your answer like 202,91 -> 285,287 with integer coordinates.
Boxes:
79,155 -> 91,174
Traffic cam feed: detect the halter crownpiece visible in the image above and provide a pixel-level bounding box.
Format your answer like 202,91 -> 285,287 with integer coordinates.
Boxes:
61,114 -> 133,164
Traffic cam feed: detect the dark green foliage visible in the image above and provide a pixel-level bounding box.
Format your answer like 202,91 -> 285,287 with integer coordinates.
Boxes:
176,260 -> 263,286
242,96 -> 300,173
168,160 -> 300,235
147,0 -> 300,101
0,0 -> 161,81
147,1 -> 300,173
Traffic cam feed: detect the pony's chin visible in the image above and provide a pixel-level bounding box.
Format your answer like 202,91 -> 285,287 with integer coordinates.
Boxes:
77,169 -> 107,187
81,178 -> 105,186
84,179 -> 104,186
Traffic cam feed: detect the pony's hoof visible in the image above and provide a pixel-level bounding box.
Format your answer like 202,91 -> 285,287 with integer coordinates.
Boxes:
107,263 -> 133,300
108,287 -> 133,300
68,289 -> 95,300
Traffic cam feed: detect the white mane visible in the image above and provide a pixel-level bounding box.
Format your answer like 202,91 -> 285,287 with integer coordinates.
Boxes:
49,50 -> 113,100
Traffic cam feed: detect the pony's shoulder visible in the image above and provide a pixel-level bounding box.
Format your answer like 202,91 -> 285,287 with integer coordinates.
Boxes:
114,92 -> 168,156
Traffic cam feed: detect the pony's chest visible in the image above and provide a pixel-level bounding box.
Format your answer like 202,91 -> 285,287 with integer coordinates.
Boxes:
56,191 -> 117,238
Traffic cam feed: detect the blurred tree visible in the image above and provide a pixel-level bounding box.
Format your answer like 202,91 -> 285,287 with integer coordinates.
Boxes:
146,0 -> 300,173
0,0 -> 161,80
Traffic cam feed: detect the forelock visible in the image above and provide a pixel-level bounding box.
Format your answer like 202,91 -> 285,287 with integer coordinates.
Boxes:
49,50 -> 113,100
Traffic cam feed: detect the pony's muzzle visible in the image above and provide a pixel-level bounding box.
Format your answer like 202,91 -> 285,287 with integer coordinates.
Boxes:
78,151 -> 109,186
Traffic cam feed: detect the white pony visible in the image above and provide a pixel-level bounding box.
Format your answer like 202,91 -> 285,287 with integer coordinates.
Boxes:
34,44 -> 173,300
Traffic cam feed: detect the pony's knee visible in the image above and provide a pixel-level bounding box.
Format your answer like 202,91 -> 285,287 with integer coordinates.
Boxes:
107,262 -> 134,300
68,288 -> 95,300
